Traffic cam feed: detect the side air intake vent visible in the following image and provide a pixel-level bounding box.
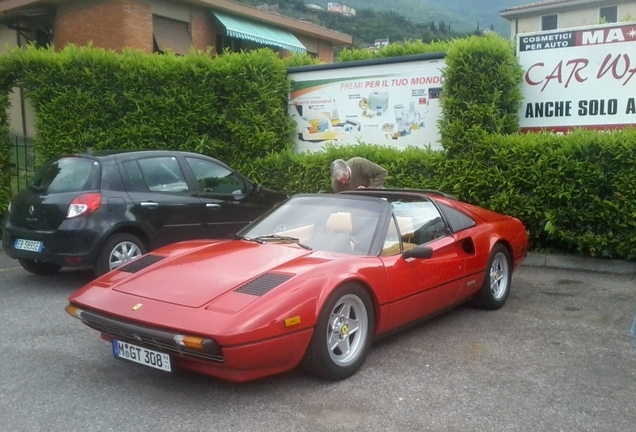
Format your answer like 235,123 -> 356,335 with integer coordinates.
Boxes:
235,273 -> 294,296
118,255 -> 166,273
439,203 -> 476,233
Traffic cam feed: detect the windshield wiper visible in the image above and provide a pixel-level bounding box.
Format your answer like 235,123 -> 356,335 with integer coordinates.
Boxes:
253,234 -> 312,250
231,233 -> 264,244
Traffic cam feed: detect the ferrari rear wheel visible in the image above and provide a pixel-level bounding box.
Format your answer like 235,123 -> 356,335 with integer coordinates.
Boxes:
473,244 -> 511,310
302,283 -> 375,381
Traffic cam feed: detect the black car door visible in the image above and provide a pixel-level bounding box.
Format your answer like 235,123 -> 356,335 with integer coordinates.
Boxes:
182,156 -> 268,238
118,154 -> 206,248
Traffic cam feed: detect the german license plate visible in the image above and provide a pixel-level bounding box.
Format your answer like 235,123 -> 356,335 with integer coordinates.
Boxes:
14,238 -> 43,252
112,339 -> 171,372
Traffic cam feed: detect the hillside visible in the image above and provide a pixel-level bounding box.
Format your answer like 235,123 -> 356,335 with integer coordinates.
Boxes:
236,0 -> 533,47
244,0 -> 532,35
314,0 -> 531,34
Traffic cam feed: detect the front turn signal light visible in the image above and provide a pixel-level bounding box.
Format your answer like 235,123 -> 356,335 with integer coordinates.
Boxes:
284,316 -> 301,328
173,335 -> 206,350
65,304 -> 83,319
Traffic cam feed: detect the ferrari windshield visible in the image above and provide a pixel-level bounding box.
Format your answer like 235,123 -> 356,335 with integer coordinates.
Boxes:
240,195 -> 386,255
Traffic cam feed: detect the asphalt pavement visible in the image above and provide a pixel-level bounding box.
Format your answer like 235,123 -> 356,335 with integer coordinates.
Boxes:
0,250 -> 635,432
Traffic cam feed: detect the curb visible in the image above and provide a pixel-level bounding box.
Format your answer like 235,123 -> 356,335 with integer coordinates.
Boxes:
522,252 -> 636,275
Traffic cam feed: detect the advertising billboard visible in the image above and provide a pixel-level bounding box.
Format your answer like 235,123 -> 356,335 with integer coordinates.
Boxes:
288,54 -> 445,153
518,22 -> 636,132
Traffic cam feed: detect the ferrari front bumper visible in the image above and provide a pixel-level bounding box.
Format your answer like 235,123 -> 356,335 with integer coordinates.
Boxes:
66,304 -> 314,382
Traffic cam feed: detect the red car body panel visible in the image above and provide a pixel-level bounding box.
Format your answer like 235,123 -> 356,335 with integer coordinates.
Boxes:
67,190 -> 528,382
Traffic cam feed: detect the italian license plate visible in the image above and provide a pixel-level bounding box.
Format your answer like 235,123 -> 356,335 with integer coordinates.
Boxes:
112,339 -> 171,372
14,238 -> 43,252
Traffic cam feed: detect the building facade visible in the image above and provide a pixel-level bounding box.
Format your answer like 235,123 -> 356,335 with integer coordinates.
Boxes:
501,0 -> 636,37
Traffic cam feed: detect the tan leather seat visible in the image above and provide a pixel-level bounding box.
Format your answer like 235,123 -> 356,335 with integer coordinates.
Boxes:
319,212 -> 354,253
326,212 -> 353,234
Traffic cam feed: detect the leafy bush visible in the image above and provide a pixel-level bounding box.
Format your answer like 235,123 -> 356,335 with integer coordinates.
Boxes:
438,33 -> 523,156
236,143 -> 447,195
454,128 -> 636,259
337,39 -> 452,62
0,44 -> 296,166
0,90 -> 11,214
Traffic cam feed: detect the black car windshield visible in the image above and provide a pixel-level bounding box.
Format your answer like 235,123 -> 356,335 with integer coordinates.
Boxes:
240,195 -> 386,255
30,157 -> 100,193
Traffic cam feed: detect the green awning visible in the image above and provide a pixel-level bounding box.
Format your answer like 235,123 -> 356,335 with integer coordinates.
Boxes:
214,12 -> 306,53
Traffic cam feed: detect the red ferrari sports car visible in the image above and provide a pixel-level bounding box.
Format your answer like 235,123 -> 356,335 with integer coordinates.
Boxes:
66,189 -> 528,382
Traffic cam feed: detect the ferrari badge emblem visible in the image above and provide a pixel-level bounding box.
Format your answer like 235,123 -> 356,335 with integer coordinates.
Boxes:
132,303 -> 143,311
341,324 -> 349,335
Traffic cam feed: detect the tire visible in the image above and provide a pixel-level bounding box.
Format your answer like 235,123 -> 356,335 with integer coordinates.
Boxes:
473,244 -> 512,310
18,259 -> 62,276
302,283 -> 375,381
94,233 -> 146,277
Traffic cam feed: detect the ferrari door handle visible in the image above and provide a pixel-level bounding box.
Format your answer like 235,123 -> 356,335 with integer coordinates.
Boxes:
206,203 -> 221,209
140,202 -> 159,208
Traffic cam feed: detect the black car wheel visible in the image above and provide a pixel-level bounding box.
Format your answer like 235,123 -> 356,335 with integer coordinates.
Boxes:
302,283 -> 375,381
94,233 -> 146,277
18,259 -> 62,276
472,244 -> 512,310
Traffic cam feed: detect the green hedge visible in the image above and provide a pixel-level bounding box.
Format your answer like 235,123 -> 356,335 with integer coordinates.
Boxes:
235,143 -> 447,194
438,34 -> 523,155
0,89 -> 10,215
0,45 -> 297,166
336,39 -> 452,62
443,128 -> 636,259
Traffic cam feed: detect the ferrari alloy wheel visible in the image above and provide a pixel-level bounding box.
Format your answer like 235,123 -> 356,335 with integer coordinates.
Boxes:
302,283 -> 375,381
473,244 -> 512,310
18,259 -> 62,276
95,233 -> 146,277
326,293 -> 369,367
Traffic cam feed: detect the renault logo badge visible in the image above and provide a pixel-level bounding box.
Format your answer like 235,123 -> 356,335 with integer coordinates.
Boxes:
132,303 -> 143,311
28,205 -> 34,215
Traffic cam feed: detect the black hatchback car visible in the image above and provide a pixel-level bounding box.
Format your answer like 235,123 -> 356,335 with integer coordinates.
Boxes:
2,149 -> 287,277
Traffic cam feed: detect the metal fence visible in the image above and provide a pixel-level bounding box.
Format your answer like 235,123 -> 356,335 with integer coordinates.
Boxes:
9,135 -> 35,194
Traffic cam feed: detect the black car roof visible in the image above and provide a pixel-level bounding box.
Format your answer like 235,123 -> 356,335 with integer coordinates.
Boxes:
58,149 -> 229,167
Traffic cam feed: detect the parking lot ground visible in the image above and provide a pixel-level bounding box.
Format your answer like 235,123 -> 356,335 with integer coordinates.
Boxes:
0,249 -> 635,432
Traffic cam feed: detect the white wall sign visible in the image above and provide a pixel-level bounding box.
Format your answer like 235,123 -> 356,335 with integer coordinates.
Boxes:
518,22 -> 636,132
288,55 -> 445,153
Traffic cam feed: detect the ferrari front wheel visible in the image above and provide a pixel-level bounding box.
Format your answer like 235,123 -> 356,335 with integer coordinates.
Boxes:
302,283 -> 375,381
473,243 -> 511,310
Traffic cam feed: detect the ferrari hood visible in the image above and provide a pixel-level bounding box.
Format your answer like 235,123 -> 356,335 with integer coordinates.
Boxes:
112,241 -> 314,308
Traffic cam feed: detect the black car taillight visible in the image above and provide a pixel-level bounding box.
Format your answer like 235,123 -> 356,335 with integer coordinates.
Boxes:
66,193 -> 102,219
